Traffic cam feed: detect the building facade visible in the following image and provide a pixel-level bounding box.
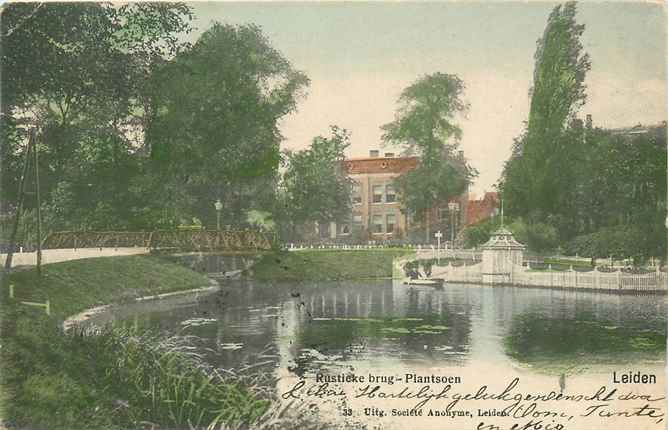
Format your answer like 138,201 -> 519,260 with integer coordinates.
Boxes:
343,152 -> 418,240
320,150 -> 471,243
465,191 -> 499,226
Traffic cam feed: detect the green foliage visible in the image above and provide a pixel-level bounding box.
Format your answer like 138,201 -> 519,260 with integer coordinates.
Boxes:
253,249 -> 411,282
462,217 -> 557,252
1,256 -> 268,429
2,8 -> 309,234
527,2 -> 590,142
393,161 -> 469,223
382,73 -> 468,157
146,22 -> 309,227
280,126 -> 353,232
3,313 -> 268,429
5,255 -> 209,319
501,1 -> 590,219
462,218 -> 502,248
1,3 -> 194,234
246,210 -> 276,232
499,2 -> 665,259
381,73 -> 476,232
564,226 -> 666,262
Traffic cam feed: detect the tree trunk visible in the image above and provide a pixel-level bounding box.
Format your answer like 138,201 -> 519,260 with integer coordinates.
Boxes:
4,133 -> 34,273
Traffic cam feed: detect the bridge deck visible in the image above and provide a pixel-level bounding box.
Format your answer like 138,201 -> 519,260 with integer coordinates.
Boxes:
41,229 -> 273,251
1,248 -> 149,268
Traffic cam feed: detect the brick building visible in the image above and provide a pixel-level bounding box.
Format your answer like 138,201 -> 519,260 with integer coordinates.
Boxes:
465,191 -> 499,226
319,150 -> 469,243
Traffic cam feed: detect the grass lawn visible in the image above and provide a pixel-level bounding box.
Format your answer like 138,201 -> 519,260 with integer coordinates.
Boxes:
543,257 -> 594,268
251,249 -> 413,282
5,254 -> 210,319
0,255 -> 269,430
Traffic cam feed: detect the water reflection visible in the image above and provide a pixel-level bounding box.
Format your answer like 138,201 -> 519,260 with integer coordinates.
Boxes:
109,280 -> 666,375
100,280 -> 667,429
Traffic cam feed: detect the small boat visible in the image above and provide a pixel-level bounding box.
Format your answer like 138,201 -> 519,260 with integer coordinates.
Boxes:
403,278 -> 444,287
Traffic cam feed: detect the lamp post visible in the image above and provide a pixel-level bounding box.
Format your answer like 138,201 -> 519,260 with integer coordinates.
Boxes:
435,230 -> 443,264
448,201 -> 460,250
214,199 -> 223,230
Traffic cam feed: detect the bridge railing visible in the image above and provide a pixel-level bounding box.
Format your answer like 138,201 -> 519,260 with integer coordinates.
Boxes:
149,230 -> 272,251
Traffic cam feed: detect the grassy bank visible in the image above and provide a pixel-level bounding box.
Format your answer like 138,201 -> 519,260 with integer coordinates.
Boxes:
5,255 -> 210,319
0,255 -> 269,430
251,249 -> 412,282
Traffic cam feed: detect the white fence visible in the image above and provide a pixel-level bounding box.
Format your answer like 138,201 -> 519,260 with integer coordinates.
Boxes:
285,243 -> 482,260
286,243 -> 424,251
431,262 -> 483,283
512,266 -> 667,293
396,257 -> 667,293
414,248 -> 482,261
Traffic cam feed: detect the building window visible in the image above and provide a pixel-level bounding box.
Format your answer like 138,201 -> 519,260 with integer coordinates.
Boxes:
438,208 -> 449,221
386,184 -> 396,203
352,182 -> 362,205
318,222 -> 330,238
353,214 -> 363,224
372,214 -> 383,233
386,213 -> 396,233
372,185 -> 383,203
339,224 -> 351,235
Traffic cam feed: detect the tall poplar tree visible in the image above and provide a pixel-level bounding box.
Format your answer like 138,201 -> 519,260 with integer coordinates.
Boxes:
502,1 -> 590,219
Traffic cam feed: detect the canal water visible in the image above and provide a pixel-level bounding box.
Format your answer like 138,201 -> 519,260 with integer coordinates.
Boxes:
103,278 -> 666,430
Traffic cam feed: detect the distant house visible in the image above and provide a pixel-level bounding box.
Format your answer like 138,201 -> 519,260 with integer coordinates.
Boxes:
465,191 -> 499,226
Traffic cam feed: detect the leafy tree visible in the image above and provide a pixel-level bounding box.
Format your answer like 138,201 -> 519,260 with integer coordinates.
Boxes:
1,2 -> 194,234
381,73 -> 476,241
280,126 -> 352,239
145,23 -> 309,227
462,216 -> 558,252
501,1 -> 590,219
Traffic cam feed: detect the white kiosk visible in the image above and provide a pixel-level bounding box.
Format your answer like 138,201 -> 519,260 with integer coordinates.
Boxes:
480,227 -> 525,285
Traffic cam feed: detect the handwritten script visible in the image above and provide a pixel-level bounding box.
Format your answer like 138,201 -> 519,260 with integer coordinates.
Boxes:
281,375 -> 665,429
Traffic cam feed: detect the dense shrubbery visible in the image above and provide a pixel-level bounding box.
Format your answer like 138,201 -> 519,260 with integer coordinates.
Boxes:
0,256 -> 272,430
463,216 -> 665,262
3,313 -> 268,430
462,217 -> 558,253
498,2 -> 666,261
564,226 -> 666,263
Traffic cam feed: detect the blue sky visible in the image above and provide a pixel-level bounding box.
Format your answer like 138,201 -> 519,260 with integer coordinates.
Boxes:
187,1 -> 666,195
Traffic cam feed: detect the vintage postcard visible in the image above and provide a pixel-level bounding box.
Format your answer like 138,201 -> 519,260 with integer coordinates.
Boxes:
0,1 -> 666,430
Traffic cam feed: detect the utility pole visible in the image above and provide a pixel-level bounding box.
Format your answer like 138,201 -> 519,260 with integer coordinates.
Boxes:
34,133 -> 42,276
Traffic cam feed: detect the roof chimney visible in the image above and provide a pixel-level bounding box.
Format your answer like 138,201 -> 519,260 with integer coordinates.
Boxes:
369,150 -> 380,158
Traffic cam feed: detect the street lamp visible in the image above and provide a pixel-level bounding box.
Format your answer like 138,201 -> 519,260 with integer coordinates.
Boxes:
448,201 -> 460,249
434,230 -> 443,264
214,199 -> 223,230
